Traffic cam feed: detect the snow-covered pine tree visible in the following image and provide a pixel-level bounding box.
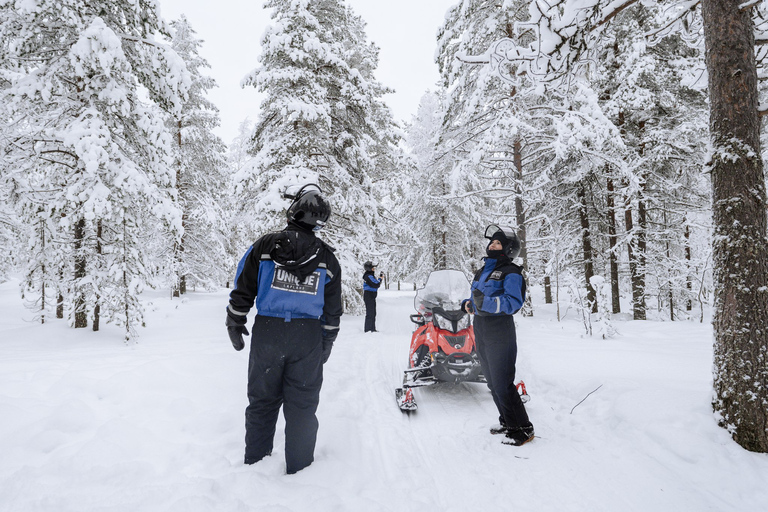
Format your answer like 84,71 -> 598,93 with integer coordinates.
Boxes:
224,119 -> 256,286
0,115 -> 18,284
396,91 -> 451,286
167,16 -> 229,294
238,0 -> 400,311
435,0 -> 546,305
485,0 -> 768,452
592,5 -> 709,320
0,0 -> 189,339
0,205 -> 15,282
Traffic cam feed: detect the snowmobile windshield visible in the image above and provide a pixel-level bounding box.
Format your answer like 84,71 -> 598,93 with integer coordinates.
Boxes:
414,270 -> 471,314
484,224 -> 516,241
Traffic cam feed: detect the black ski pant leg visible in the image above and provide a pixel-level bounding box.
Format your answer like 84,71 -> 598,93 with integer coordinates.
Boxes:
363,290 -> 377,332
282,319 -> 324,474
474,317 -> 505,424
244,316 -> 285,464
474,315 -> 530,429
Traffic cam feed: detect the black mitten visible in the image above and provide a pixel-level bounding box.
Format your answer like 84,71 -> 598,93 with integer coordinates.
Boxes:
226,314 -> 249,351
472,288 -> 485,311
321,329 -> 338,363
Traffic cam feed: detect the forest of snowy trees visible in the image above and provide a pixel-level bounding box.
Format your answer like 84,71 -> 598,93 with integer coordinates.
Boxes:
1,1 -> 766,451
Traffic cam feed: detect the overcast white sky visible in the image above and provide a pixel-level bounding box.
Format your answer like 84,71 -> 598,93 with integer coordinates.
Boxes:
158,0 -> 458,143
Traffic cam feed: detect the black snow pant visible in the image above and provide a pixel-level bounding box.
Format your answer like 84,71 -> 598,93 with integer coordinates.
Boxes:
244,315 -> 324,474
474,315 -> 531,430
363,290 -> 377,332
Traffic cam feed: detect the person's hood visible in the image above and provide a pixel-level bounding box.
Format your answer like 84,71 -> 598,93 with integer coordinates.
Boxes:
271,226 -> 324,281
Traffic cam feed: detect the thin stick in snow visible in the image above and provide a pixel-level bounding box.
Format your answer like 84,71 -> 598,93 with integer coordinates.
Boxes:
570,384 -> 603,414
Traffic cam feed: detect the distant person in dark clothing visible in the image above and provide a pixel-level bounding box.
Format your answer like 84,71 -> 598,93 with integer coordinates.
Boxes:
226,184 -> 343,474
462,224 -> 534,447
362,261 -> 383,332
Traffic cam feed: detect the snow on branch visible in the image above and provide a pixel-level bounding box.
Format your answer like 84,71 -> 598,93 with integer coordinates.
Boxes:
455,0 -> 647,87
645,0 -> 701,43
740,0 -> 762,11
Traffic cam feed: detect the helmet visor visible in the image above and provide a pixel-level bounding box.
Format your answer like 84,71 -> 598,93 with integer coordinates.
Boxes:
484,224 -> 516,240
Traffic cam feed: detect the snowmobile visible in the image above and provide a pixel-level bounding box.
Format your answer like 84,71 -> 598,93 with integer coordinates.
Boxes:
395,270 -> 529,411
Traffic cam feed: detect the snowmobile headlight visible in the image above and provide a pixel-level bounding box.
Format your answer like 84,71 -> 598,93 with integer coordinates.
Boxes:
456,314 -> 471,332
433,314 -> 453,332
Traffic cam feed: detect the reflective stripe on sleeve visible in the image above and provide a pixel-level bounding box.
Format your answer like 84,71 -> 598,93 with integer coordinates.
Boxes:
228,304 -> 248,317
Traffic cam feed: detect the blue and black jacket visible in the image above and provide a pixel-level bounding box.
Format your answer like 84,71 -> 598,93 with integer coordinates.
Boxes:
463,255 -> 526,316
362,271 -> 382,293
227,226 -> 343,336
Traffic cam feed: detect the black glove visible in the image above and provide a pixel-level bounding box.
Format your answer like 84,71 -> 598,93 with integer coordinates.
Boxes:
225,314 -> 249,351
472,289 -> 485,312
379,272 -> 384,279
321,329 -> 338,364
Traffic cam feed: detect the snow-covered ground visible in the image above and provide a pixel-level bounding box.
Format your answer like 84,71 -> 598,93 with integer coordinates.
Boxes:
1,278 -> 766,512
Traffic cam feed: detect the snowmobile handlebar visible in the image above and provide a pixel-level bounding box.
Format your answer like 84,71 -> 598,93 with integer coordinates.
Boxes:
410,314 -> 427,326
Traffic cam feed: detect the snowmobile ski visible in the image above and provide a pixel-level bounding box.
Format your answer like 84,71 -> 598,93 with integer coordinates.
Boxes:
395,387 -> 417,412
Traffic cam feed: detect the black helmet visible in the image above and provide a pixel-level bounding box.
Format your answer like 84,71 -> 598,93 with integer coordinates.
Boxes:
484,224 -> 521,259
285,184 -> 331,232
364,261 -> 377,271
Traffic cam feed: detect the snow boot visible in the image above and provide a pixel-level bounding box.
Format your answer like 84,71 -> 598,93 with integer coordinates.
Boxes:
501,424 -> 534,446
490,418 -> 508,435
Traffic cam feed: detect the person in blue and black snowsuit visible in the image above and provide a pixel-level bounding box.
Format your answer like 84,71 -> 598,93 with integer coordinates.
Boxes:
362,261 -> 383,332
462,224 -> 534,447
225,184 -> 343,474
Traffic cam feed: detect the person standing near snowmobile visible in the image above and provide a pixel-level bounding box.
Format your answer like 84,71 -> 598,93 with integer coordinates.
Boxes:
362,261 -> 383,332
225,184 -> 343,474
462,225 -> 534,447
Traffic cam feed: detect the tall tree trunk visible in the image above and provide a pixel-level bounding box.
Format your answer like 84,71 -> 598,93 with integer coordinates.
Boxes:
664,206 -> 674,320
606,175 -> 621,314
684,223 -> 693,312
93,219 -> 102,332
635,119 -> 649,319
624,201 -> 646,320
174,119 -> 186,297
637,184 -> 648,317
39,216 -> 46,324
73,217 -> 87,328
123,215 -> 131,342
514,138 -> 532,316
56,267 -> 64,319
703,0 -> 768,452
437,218 -> 447,270
577,184 -> 597,313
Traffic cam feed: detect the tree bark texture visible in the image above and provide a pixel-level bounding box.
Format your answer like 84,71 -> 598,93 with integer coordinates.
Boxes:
703,0 -> 768,452
93,219 -> 102,332
514,138 -> 532,316
606,176 -> 621,314
73,217 -> 87,329
577,184 -> 597,313
685,223 -> 693,312
39,217 -> 46,324
624,201 -> 646,320
174,119 -> 187,297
